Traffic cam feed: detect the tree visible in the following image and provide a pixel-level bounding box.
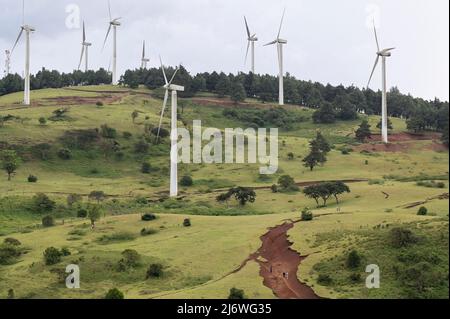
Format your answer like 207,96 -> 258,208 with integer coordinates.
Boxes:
315,131 -> 331,154
43,247 -> 62,265
67,194 -> 82,208
32,193 -> 56,214
303,185 -> 322,207
89,191 -> 106,204
346,250 -> 361,269
180,176 -> 194,187
301,207 -> 314,221
88,204 -> 102,227
312,102 -> 336,124
231,187 -> 256,206
38,117 -> 47,125
42,215 -> 55,227
131,110 -> 139,123
228,287 -> 246,299
441,124 -> 449,147
417,207 -> 428,216
337,101 -> 358,121
355,120 -> 372,142
216,192 -> 232,208
329,182 -> 351,204
377,118 -> 394,130
230,81 -> 247,104
146,263 -> 164,278
278,175 -> 299,192
215,74 -> 230,97
0,150 -> 20,181
303,140 -> 326,171
105,288 -> 124,299
287,152 -> 295,160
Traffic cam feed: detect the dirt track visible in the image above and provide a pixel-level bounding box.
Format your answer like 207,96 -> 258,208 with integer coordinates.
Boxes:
249,221 -> 319,299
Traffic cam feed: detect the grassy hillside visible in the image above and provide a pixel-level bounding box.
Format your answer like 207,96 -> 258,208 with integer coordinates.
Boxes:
0,86 -> 448,299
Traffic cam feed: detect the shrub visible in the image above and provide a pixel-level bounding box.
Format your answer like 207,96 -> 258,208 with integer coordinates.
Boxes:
183,218 -> 192,227
42,215 -> 55,228
141,213 -> 157,221
27,175 -> 38,183
122,131 -> 133,139
180,176 -> 194,187
317,274 -> 333,285
97,232 -> 136,244
346,250 -> 362,269
140,228 -> 158,236
105,288 -> 124,299
32,193 -> 56,214
228,287 -> 246,299
57,148 -> 72,160
0,245 -> 22,265
38,117 -> 47,125
349,273 -> 362,283
134,140 -> 150,154
270,184 -> 278,193
7,289 -> 14,299
67,194 -> 82,207
119,249 -> 141,269
4,238 -> 21,246
389,228 -> 419,248
146,263 -> 164,278
100,124 -> 117,139
141,162 -> 152,174
61,248 -> 71,257
301,208 -> 314,221
77,209 -> 88,218
417,207 -> 428,216
96,101 -> 104,107
43,247 -> 62,265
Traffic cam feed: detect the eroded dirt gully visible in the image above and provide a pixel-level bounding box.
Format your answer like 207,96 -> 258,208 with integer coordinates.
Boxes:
247,220 -> 320,299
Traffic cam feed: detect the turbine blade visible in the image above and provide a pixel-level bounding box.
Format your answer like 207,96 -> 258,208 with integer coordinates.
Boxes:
383,47 -> 396,52
142,41 -> 145,59
78,45 -> 85,70
264,40 -> 277,46
245,40 -> 250,64
156,89 -> 170,142
367,56 -> 380,88
169,67 -> 179,85
373,21 -> 380,52
244,16 -> 251,38
11,28 -> 24,55
277,8 -> 286,39
102,24 -> 112,51
22,0 -> 25,25
108,0 -> 112,21
159,56 -> 168,85
83,21 -> 86,42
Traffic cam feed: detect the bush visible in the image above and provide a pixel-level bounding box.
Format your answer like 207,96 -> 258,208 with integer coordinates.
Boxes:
96,101 -> 104,107
0,245 -> 23,265
141,162 -> 152,174
141,213 -> 157,221
146,263 -> 164,278
61,248 -> 71,256
4,238 -> 21,246
100,124 -> 117,139
105,288 -> 124,299
180,176 -> 194,187
38,117 -> 47,125
43,247 -> 62,265
122,131 -> 133,139
140,228 -> 158,236
389,228 -> 419,248
134,140 -> 150,154
183,218 -> 192,227
301,208 -> 314,221
57,148 -> 72,160
228,287 -> 246,299
119,249 -> 141,269
417,207 -> 428,216
77,209 -> 88,218
317,274 -> 333,285
27,175 -> 38,183
349,273 -> 362,283
97,232 -> 136,244
278,175 -> 299,192
32,193 -> 56,214
346,250 -> 362,269
270,184 -> 278,193
42,215 -> 55,228
7,289 -> 14,299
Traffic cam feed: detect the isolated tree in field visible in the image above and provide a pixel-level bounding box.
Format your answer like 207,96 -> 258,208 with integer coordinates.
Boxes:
32,193 -> 56,213
131,110 -> 139,123
355,120 -> 372,142
329,182 -> 351,204
232,187 -> 256,206
377,118 -> 393,130
67,194 -> 82,208
346,250 -> 362,269
303,185 -> 322,207
230,81 -> 247,104
303,183 -> 334,207
38,117 -> 47,125
88,204 -> 102,228
0,150 -> 20,181
88,191 -> 106,204
228,287 -> 246,299
315,131 -> 331,154
105,288 -> 124,299
287,152 -> 295,160
303,140 -> 326,171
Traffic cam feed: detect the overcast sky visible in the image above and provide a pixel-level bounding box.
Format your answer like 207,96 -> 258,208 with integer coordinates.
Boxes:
0,0 -> 448,101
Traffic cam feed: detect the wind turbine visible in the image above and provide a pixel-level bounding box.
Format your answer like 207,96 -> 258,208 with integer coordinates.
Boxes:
265,9 -> 287,106
11,0 -> 35,105
78,22 -> 92,72
156,57 -> 184,198
102,0 -> 121,85
244,16 -> 258,74
141,41 -> 150,69
367,22 -> 395,144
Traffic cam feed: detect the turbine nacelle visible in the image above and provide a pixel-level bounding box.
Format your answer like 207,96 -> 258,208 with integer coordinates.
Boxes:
110,19 -> 121,26
21,25 -> 35,32
164,84 -> 185,92
377,48 -> 395,57
82,42 -> 92,47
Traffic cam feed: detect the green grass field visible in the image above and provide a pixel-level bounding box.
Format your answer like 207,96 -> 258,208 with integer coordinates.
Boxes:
0,86 -> 448,299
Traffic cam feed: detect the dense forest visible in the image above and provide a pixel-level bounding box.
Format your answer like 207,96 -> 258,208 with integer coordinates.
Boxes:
1,66 -> 448,135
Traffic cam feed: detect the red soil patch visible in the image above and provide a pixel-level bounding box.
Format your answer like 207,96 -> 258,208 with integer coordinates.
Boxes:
354,132 -> 446,153
32,93 -> 127,106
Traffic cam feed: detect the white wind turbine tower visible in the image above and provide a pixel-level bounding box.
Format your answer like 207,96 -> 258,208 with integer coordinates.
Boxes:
244,16 -> 258,74
141,41 -> 150,69
11,0 -> 35,105
102,1 -> 121,85
367,22 -> 395,144
78,22 -> 92,72
265,9 -> 287,106
156,58 -> 184,198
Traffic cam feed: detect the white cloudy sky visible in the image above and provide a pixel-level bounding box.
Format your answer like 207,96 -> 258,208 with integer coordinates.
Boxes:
0,0 -> 448,100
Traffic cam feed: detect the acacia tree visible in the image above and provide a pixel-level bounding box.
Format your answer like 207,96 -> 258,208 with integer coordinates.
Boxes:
88,191 -> 106,204
328,182 -> 351,204
0,150 -> 20,181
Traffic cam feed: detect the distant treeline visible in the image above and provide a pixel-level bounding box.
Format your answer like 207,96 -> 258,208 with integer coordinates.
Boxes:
0,68 -> 112,96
